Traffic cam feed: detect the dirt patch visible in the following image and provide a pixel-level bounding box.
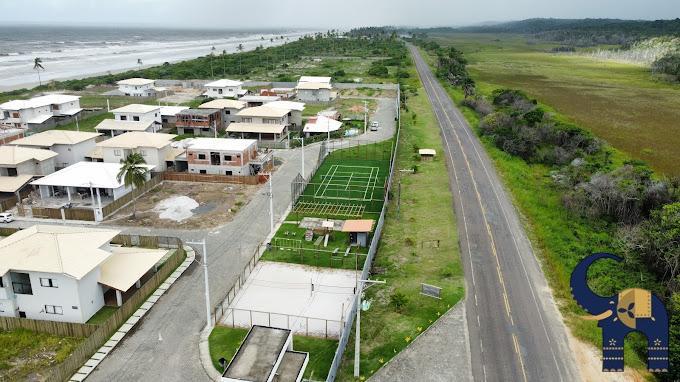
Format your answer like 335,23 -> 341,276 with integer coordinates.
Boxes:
104,181 -> 260,229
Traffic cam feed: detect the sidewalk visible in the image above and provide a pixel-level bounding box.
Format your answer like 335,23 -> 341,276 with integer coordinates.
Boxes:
369,302 -> 472,382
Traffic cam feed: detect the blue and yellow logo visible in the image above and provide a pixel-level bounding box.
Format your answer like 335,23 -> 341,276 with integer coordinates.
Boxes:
570,253 -> 669,372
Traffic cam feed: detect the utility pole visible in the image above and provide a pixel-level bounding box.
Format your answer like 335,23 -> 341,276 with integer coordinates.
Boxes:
75,115 -> 79,132
354,279 -> 385,377
267,173 -> 274,233
293,137 -> 305,178
186,239 -> 211,328
364,100 -> 368,134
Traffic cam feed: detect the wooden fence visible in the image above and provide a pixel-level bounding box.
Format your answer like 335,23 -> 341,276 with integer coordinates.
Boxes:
0,317 -> 97,338
35,237 -> 186,382
101,175 -> 163,218
0,196 -> 18,212
31,206 -> 95,221
161,171 -> 265,185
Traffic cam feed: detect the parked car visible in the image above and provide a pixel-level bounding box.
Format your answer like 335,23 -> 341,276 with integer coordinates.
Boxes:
0,212 -> 14,223
370,121 -> 379,131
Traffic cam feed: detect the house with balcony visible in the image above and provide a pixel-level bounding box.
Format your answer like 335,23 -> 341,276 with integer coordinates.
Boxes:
296,76 -> 334,103
266,101 -> 305,129
111,104 -> 162,129
160,106 -> 190,129
117,78 -> 157,97
0,225 -> 167,323
186,138 -> 271,176
226,106 -> 290,143
199,99 -> 246,126
94,132 -> 176,172
10,130 -> 101,170
204,79 -> 247,99
0,94 -> 82,129
175,109 -> 223,137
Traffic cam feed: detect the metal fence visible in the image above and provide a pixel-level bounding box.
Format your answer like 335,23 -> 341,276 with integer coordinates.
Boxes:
222,307 -> 344,339
325,84 -> 401,382
212,245 -> 263,325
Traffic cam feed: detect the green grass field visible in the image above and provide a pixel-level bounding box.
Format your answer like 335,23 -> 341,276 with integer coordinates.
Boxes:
208,326 -> 337,380
336,56 -> 464,381
54,112 -> 113,133
429,32 -> 680,176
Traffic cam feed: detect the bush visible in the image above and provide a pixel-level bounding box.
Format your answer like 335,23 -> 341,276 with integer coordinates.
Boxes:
390,292 -> 409,312
368,64 -> 389,77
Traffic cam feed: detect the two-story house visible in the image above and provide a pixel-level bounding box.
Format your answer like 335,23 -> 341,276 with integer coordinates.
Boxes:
0,94 -> 82,129
199,99 -> 246,126
175,109 -> 223,137
204,79 -> 247,99
117,78 -> 157,97
0,225 -> 167,323
295,76 -> 334,102
266,101 -> 305,129
96,132 -> 177,172
186,138 -> 261,176
226,106 -> 290,142
10,130 -> 101,170
111,104 -> 162,126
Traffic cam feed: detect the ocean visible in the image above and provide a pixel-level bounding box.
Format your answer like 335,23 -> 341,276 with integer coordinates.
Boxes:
0,26 -> 310,91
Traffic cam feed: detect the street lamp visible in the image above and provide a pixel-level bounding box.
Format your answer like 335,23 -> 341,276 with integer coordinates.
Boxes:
264,172 -> 274,233
354,278 -> 386,377
186,239 -> 211,328
293,137 -> 305,178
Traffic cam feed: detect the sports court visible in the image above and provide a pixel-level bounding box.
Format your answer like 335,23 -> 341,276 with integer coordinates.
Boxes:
221,261 -> 358,338
314,164 -> 382,201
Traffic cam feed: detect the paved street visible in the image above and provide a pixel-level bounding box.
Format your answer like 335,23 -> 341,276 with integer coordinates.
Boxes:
409,44 -> 581,382
0,96 -> 397,381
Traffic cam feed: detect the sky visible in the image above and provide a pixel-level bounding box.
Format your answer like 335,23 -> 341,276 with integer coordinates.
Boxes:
1,0 -> 679,29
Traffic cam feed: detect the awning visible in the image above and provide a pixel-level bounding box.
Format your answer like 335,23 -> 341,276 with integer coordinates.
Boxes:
0,175 -> 34,193
342,219 -> 375,233
26,114 -> 52,124
226,123 -> 287,134
55,108 -> 83,116
98,247 -> 167,291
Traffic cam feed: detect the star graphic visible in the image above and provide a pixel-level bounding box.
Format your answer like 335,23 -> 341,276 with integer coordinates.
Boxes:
654,339 -> 662,346
609,339 -> 617,346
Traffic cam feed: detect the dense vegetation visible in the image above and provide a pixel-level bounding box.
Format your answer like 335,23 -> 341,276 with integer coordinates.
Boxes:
411,18 -> 680,47
17,30 -> 406,93
416,37 -> 680,378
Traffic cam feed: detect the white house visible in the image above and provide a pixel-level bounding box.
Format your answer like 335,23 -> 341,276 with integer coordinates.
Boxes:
199,99 -> 246,125
0,225 -> 166,323
239,95 -> 281,107
296,82 -> 333,102
94,119 -> 156,137
111,104 -> 162,127
266,101 -> 305,129
303,116 -> 343,138
0,145 -> 57,177
204,79 -> 247,99
96,132 -> 177,172
186,138 -> 264,176
117,78 -> 157,97
0,95 -> 82,129
10,130 -> 102,170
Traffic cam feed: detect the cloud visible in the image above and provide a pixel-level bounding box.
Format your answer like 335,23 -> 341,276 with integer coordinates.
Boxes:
1,0 -> 679,28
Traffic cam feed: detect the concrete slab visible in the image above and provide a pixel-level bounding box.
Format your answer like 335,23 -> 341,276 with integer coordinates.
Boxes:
69,373 -> 88,382
85,359 -> 101,368
147,295 -> 160,303
126,315 -> 141,326
119,323 -> 134,333
140,301 -> 153,310
91,353 -> 106,361
104,340 -> 119,347
110,332 -> 125,341
77,366 -> 93,374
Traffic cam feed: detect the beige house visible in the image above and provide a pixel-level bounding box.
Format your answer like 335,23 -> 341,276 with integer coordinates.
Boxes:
226,105 -> 291,142
0,146 -> 57,177
296,76 -> 334,102
10,130 -> 101,169
94,132 -> 177,172
0,225 -> 167,323
266,101 -> 305,129
199,99 -> 247,125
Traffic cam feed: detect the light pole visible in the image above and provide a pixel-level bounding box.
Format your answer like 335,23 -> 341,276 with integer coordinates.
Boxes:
267,172 -> 274,233
186,239 -> 211,328
354,278 -> 385,377
363,100 -> 368,134
293,137 -> 304,178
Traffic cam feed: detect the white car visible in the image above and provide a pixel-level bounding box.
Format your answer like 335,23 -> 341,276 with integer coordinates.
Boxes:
0,212 -> 14,223
370,121 -> 379,131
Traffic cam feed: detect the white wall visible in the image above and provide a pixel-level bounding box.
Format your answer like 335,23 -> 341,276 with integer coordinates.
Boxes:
114,109 -> 161,125
297,89 -> 331,103
206,86 -> 242,99
119,83 -> 155,97
46,139 -> 98,169
77,268 -> 105,323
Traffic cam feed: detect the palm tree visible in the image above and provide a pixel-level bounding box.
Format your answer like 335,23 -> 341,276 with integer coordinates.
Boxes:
117,153 -> 149,219
33,57 -> 44,86
237,44 -> 244,75
137,58 -> 143,71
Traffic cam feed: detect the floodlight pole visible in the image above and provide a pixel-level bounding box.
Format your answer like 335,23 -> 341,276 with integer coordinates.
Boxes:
293,137 -> 305,178
354,278 -> 386,377
187,239 -> 211,328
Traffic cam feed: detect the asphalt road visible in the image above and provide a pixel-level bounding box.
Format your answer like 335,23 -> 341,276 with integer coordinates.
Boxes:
408,45 -> 581,382
0,97 -> 396,381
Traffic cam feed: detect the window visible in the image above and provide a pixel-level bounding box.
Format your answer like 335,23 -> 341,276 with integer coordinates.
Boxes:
10,272 -> 32,295
114,149 -> 122,156
199,170 -> 207,174
225,110 -> 230,115
12,112 -> 19,118
40,278 -> 57,288
140,150 -> 147,157
197,154 -> 206,160
242,117 -> 253,123
120,115 -> 127,121
218,89 -> 223,94
133,116 -> 140,121
45,305 -> 63,315
0,276 -> 4,288
223,155 -> 232,161
225,170 -> 232,176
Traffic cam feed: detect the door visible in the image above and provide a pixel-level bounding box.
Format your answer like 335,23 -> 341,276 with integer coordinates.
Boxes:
19,311 -> 26,318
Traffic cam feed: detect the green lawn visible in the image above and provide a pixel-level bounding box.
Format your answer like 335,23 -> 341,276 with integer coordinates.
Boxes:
86,306 -> 118,325
428,32 -> 680,176
208,326 -> 337,380
0,329 -> 83,381
420,46 -> 652,375
55,112 -> 113,133
336,57 -> 464,381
